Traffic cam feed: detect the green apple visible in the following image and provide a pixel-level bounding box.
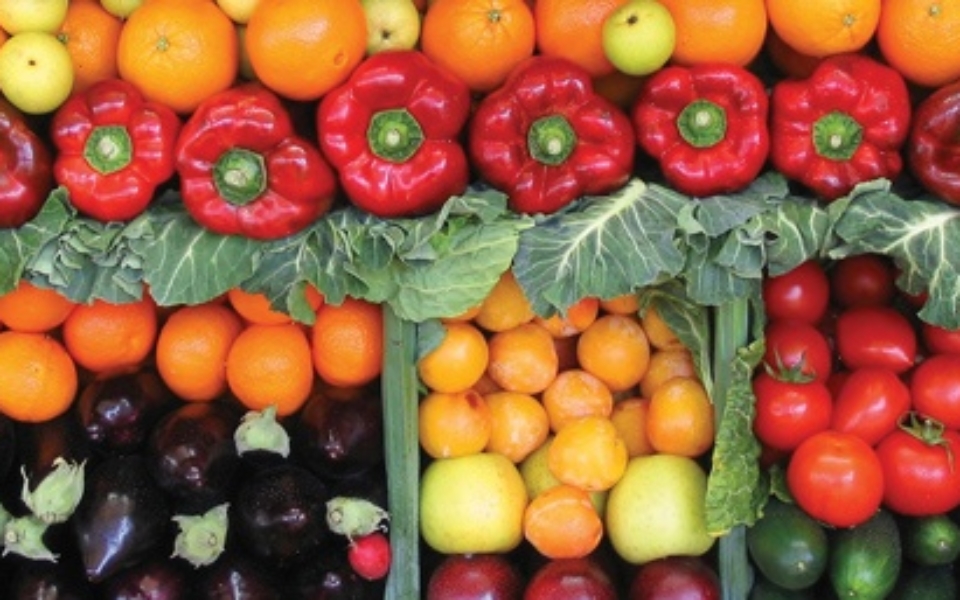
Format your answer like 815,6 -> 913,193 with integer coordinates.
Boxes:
360,0 -> 421,55
0,0 -> 68,34
602,0 -> 676,77
605,454 -> 716,564
420,452 -> 527,554
0,31 -> 74,114
99,0 -> 143,19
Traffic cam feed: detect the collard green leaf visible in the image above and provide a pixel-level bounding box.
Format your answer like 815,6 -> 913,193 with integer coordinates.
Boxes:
761,195 -> 834,276
239,229 -> 327,325
0,190 -> 72,294
513,179 -> 688,317
829,183 -> 960,328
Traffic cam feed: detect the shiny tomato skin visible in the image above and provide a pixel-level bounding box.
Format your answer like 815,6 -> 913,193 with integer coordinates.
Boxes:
786,431 -> 884,528
753,371 -> 832,453
875,428 -> 960,516
762,320 -> 833,383
829,253 -> 897,309
921,322 -> 960,355
835,306 -> 917,373
910,353 -> 960,430
762,261 -> 831,324
831,367 -> 911,446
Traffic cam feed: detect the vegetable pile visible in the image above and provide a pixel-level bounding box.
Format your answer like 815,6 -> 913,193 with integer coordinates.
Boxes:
3,0 -> 960,598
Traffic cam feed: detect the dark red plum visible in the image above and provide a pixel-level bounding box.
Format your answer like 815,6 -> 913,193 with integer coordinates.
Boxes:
427,553 -> 524,600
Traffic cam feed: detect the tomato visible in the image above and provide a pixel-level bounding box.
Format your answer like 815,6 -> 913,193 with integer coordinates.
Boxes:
835,306 -> 917,373
875,424 -> 960,516
921,322 -> 960,355
910,353 -> 960,430
786,430 -> 884,528
752,371 -> 832,453
829,253 -> 897,308
831,367 -> 911,446
762,319 -> 833,382
762,260 -> 830,324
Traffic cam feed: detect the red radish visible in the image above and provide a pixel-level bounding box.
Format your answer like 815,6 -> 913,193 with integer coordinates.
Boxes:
347,532 -> 391,581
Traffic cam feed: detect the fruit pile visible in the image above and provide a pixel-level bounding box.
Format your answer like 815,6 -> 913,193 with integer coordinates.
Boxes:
3,0 -> 960,598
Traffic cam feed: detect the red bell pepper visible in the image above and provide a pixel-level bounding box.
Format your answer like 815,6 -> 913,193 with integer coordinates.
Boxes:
908,80 -> 960,206
632,64 -> 769,198
469,55 -> 635,215
176,83 -> 337,240
317,50 -> 471,218
0,97 -> 54,228
769,54 -> 911,202
51,78 -> 181,222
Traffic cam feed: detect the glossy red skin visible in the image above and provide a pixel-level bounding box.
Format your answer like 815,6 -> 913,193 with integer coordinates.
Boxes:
876,427 -> 960,516
762,319 -> 833,382
835,305 -> 917,373
921,322 -> 960,355
0,97 -> 54,228
753,371 -> 832,453
761,260 -> 831,324
427,554 -> 523,600
786,430 -> 884,528
829,253 -> 897,308
523,558 -> 618,600
910,353 -> 960,430
628,557 -> 720,600
908,79 -> 960,205
831,367 -> 911,446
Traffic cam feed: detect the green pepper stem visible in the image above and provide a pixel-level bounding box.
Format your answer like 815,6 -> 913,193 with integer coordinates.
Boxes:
368,108 -> 424,163
677,99 -> 727,148
213,148 -> 267,206
85,125 -> 133,175
812,111 -> 863,161
528,115 -> 576,166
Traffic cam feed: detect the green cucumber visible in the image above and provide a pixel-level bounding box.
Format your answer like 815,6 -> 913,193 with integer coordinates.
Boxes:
746,497 -> 828,591
900,513 -> 960,567
828,509 -> 901,600
889,564 -> 957,600
748,574 -> 819,600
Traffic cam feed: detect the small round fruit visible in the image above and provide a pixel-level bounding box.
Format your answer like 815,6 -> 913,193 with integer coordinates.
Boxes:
0,31 -> 74,114
0,0 -> 68,34
602,0 -> 676,76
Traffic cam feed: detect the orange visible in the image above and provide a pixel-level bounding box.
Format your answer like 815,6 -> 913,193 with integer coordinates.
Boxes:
62,296 -> 158,374
227,287 -> 292,326
534,0 -> 623,77
473,270 -> 535,333
523,484 -> 603,559
638,347 -> 697,399
659,0 -> 767,66
117,0 -> 238,114
877,0 -> 960,88
576,314 -> 650,393
311,297 -> 383,388
765,0 -> 880,58
599,292 -> 639,316
610,397 -> 655,457
155,302 -> 244,402
417,321 -> 489,393
486,322 -> 559,395
441,303 -> 482,324
226,322 -> 315,416
484,390 -> 550,463
640,303 -> 685,351
244,0 -> 366,101
541,368 -> 614,432
57,0 -> 123,94
421,0 -> 536,93
0,331 -> 77,423
535,297 -> 600,338
548,416 -> 627,492
646,376 -> 715,457
419,389 -> 492,458
0,280 -> 76,333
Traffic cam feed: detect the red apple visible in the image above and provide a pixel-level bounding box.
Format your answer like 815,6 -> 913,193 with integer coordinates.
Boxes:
628,556 -> 720,600
427,553 -> 524,600
524,557 -> 619,600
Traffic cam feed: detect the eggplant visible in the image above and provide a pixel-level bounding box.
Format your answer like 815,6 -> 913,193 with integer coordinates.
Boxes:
291,388 -> 384,480
329,464 -> 389,511
288,552 -> 382,600
99,553 -> 192,600
5,553 -> 94,599
146,400 -> 242,513
16,410 -> 90,485
72,455 -> 172,583
232,463 -> 331,569
193,550 -> 284,600
75,369 -> 177,456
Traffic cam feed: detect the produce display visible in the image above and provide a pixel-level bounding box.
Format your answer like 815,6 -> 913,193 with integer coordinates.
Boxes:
1,0 -> 960,598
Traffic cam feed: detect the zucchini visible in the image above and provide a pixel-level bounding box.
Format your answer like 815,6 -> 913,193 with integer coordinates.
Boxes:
746,497 -> 828,591
828,509 -> 901,600
900,513 -> 960,567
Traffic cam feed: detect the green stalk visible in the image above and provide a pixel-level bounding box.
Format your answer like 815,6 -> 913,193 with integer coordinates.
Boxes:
712,296 -> 752,600
383,306 -> 421,600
